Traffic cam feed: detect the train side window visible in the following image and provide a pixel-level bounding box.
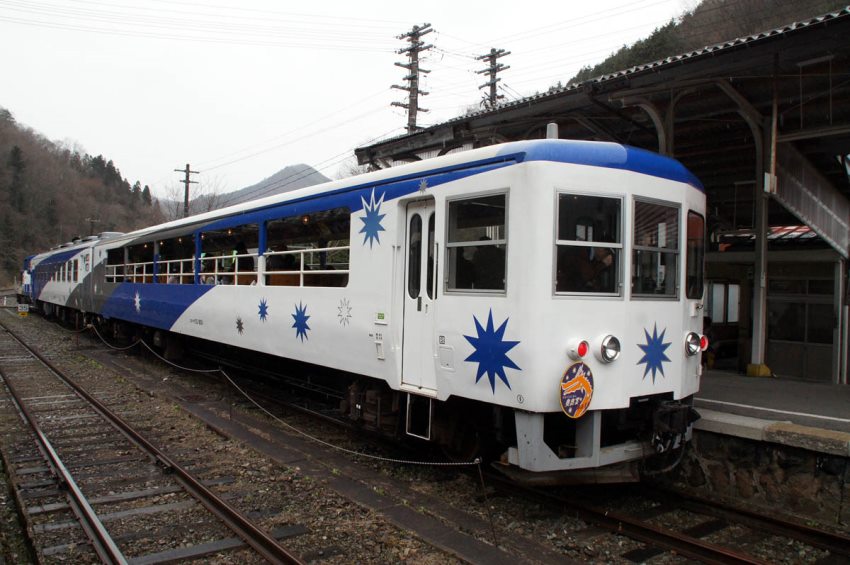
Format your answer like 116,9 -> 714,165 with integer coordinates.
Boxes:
159,235 -> 196,284
555,194 -> 622,294
632,200 -> 680,297
686,211 -> 705,299
106,248 -> 125,283
200,224 -> 259,285
265,207 -> 350,288
127,243 -> 155,284
72,259 -> 79,282
446,193 -> 507,292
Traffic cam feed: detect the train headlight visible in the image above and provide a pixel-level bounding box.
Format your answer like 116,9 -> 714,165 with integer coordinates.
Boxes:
568,339 -> 590,360
685,332 -> 701,356
599,335 -> 621,363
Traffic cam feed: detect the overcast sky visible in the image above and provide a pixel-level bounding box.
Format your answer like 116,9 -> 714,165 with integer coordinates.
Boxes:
1,0 -> 693,199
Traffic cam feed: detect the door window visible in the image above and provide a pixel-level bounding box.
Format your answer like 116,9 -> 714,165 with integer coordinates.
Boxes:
408,214 -> 422,299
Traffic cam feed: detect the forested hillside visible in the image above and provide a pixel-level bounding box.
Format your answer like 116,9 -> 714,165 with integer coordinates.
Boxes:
569,0 -> 847,85
0,108 -> 162,285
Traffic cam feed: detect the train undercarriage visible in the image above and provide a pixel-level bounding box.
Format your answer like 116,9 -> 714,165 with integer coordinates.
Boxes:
32,303 -> 699,485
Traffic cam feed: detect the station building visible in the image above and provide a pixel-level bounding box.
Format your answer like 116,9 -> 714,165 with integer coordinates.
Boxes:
356,6 -> 850,385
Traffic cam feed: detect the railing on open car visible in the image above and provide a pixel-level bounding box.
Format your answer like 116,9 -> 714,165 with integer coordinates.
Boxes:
265,245 -> 349,287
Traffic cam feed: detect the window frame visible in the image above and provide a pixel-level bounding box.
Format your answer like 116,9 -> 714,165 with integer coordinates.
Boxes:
630,196 -> 681,300
263,205 -> 351,288
443,189 -> 509,295
685,210 -> 705,299
553,190 -> 624,297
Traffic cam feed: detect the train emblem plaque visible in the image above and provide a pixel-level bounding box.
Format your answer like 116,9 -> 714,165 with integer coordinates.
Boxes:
559,362 -> 593,419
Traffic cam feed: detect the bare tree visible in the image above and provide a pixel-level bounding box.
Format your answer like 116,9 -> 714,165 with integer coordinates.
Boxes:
160,174 -> 229,220
334,156 -> 373,180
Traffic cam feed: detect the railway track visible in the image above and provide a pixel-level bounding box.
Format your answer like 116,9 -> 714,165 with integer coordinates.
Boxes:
185,357 -> 850,564
204,351 -> 850,564
0,317 -> 302,564
485,474 -> 850,564
6,311 -> 849,564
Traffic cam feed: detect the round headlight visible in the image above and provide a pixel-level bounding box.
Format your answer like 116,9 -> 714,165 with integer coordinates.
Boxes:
600,335 -> 620,362
685,332 -> 701,356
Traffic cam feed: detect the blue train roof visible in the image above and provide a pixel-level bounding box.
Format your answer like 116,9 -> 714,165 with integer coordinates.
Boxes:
498,139 -> 704,191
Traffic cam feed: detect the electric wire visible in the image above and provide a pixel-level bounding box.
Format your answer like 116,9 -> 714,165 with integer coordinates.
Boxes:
84,321 -> 480,467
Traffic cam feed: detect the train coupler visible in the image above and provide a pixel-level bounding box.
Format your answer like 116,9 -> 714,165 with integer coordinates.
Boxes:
651,401 -> 700,454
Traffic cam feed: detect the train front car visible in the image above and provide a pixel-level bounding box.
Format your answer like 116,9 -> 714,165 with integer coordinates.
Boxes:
428,140 -> 705,483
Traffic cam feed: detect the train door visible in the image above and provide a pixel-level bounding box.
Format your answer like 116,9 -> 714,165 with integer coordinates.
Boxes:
402,198 -> 438,392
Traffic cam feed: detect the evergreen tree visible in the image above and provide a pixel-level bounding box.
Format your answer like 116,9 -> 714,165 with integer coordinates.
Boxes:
131,180 -> 142,209
7,145 -> 26,213
142,185 -> 152,206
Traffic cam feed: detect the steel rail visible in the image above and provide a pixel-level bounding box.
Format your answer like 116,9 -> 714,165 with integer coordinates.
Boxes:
0,320 -> 303,565
0,363 -> 127,564
658,488 -> 850,558
485,473 -> 769,565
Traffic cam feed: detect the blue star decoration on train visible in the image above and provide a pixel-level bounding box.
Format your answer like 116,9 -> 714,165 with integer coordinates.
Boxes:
258,298 -> 269,322
292,301 -> 310,342
236,316 -> 244,335
359,188 -> 386,248
637,324 -> 672,383
463,310 -> 521,393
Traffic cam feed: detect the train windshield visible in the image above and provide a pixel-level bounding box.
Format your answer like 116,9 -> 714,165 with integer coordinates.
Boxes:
555,194 -> 622,294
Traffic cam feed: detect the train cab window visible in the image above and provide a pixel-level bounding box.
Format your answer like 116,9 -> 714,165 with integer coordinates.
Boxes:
446,194 -> 507,292
158,235 -> 195,284
555,194 -> 621,294
127,243 -> 155,284
106,248 -> 125,283
265,207 -> 350,288
200,225 -> 259,285
686,211 -> 705,299
632,200 -> 679,297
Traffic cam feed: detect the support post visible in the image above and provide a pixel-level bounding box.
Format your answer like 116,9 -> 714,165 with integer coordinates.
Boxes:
747,80 -> 777,378
834,259 -> 845,384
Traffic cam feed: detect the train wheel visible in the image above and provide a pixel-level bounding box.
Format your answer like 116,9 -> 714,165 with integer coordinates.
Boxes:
436,410 -> 485,463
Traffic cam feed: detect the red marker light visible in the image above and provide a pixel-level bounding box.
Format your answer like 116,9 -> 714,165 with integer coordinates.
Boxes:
700,335 -> 709,351
577,340 -> 589,358
567,339 -> 590,361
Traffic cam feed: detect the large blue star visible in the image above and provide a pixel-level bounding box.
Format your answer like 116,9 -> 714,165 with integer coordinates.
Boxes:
258,298 -> 269,322
637,324 -> 671,383
292,301 -> 310,342
359,188 -> 386,248
463,310 -> 521,393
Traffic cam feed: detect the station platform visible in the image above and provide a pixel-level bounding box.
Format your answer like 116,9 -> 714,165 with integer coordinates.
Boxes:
694,370 -> 850,457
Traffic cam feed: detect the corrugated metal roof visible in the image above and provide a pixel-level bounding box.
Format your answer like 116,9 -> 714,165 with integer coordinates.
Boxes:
380,5 -> 850,139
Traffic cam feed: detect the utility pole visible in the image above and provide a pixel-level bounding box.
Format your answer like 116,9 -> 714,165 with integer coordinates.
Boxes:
392,23 -> 433,134
174,163 -> 199,218
476,48 -> 511,109
84,217 -> 100,236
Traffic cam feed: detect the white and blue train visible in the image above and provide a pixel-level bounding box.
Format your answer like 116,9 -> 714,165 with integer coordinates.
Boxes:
19,139 -> 707,482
